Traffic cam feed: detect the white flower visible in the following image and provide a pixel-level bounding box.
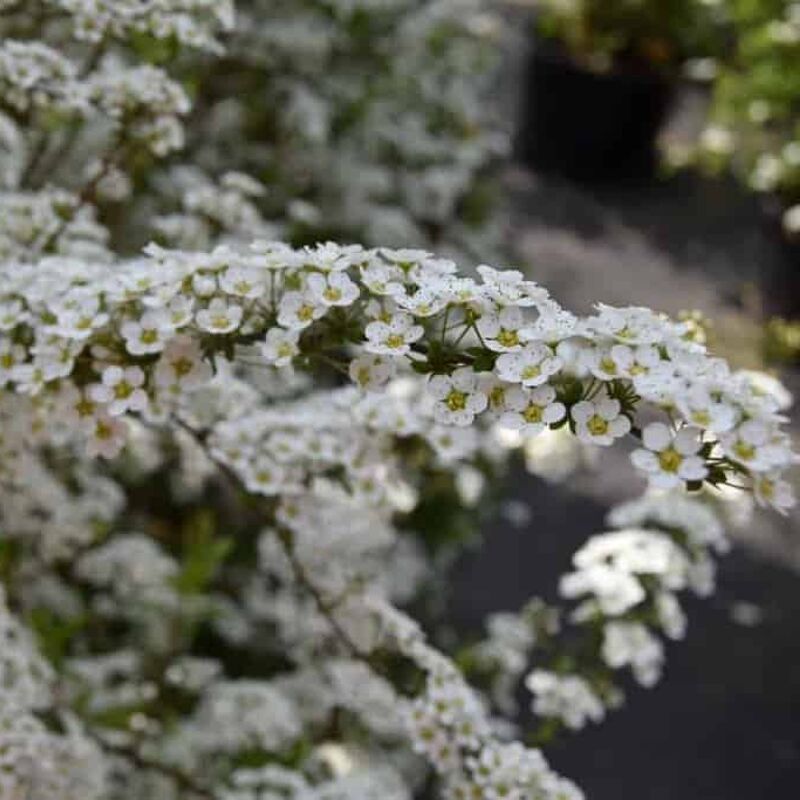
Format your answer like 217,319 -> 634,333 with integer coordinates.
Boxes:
196,297 -> 243,334
427,425 -> 479,463
720,420 -> 794,472
753,472 -> 795,515
121,309 -> 173,354
571,398 -> 631,446
261,328 -> 300,367
427,368 -> 488,426
494,343 -> 562,387
676,384 -> 738,433
52,298 -> 109,340
587,304 -> 675,345
364,313 -> 423,356
31,335 -> 81,381
360,259 -> 404,296
584,344 -> 634,381
85,412 -> 128,459
476,306 -> 526,352
192,273 -> 218,298
220,265 -> 266,299
560,559 -> 646,617
277,291 -> 326,330
525,670 -> 605,730
153,336 -> 212,393
243,458 -> 288,496
394,287 -> 449,318
306,271 -> 359,307
0,299 -> 28,330
0,337 -> 26,384
630,423 -> 708,488
57,382 -> 99,429
349,353 -> 396,391
783,204 -> 800,236
521,303 -> 579,344
656,592 -> 687,640
477,265 -> 549,307
89,365 -> 149,416
480,376 -> 517,418
601,621 -> 664,687
500,385 -> 565,437
164,294 -> 195,328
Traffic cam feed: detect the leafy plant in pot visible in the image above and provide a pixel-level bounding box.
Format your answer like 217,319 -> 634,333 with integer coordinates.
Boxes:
695,0 -> 800,318
517,0 -> 728,181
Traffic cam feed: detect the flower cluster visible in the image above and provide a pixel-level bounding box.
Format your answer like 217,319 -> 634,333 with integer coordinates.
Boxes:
162,0 -> 507,254
50,0 -> 235,52
0,243 -> 793,504
520,490 -> 739,733
0,235 -> 791,796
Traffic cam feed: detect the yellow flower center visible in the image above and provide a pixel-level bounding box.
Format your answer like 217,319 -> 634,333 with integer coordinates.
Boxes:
522,404 -> 543,424
95,420 -> 113,440
114,381 -> 134,400
617,325 -> 634,340
734,441 -> 756,461
599,357 -> 617,375
211,315 -> 230,330
356,366 -> 371,386
324,287 -> 342,302
488,386 -> 505,408
0,353 -> 14,369
172,357 -> 193,377
496,329 -> 519,348
140,329 -> 158,344
657,447 -> 683,473
691,410 -> 711,427
385,333 -> 405,349
521,364 -> 541,381
76,398 -> 95,417
445,389 -> 467,412
297,304 -> 315,322
587,414 -> 609,436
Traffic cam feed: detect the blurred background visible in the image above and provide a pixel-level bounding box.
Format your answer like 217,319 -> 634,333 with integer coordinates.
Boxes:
447,1 -> 800,797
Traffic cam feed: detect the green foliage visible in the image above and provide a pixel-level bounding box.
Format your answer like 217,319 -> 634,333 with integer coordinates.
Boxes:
173,509 -> 233,595
533,0 -> 728,72
29,607 -> 86,667
763,317 -> 800,363
699,1 -> 800,204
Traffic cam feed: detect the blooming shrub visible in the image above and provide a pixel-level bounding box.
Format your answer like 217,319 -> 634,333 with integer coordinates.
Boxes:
142,0 -> 508,257
696,1 -> 800,236
532,0 -> 727,73
0,2 -> 797,800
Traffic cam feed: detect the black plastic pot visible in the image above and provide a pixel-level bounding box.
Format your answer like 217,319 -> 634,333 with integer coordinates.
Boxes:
759,197 -> 800,319
516,45 -> 675,181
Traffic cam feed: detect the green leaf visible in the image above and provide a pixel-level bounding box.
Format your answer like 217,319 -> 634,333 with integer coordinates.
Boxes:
173,510 -> 232,595
29,608 -> 86,666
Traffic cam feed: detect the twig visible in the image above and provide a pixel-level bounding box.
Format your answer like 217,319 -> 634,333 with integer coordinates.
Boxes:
170,415 -> 385,671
